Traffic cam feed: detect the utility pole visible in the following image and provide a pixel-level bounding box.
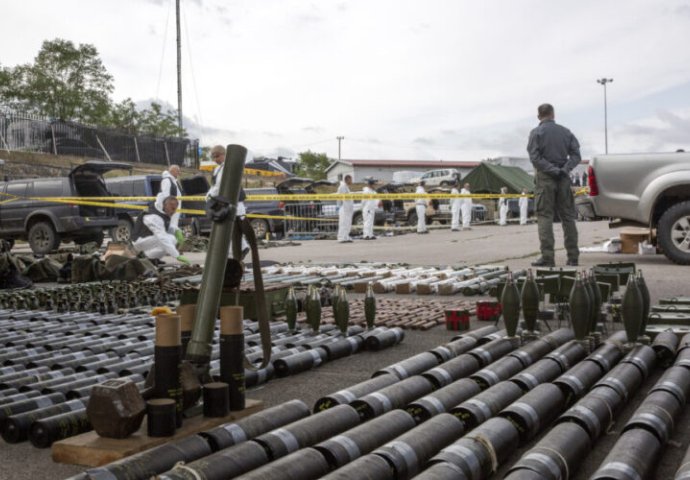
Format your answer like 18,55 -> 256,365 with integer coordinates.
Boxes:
596,78 -> 613,154
176,0 -> 183,134
336,136 -> 344,161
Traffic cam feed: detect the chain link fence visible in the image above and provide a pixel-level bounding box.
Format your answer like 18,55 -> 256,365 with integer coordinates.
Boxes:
0,108 -> 199,168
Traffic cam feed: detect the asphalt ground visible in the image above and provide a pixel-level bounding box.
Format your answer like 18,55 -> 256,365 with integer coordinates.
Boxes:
1,219 -> 690,479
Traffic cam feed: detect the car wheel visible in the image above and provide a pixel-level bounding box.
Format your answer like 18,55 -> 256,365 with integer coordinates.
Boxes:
250,219 -> 269,239
407,211 -> 418,227
28,221 -> 60,254
658,200 -> 690,265
352,213 -> 364,226
110,219 -> 133,243
440,181 -> 450,187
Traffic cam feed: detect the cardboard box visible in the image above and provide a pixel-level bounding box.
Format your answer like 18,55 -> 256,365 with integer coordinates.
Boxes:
619,227 -> 652,254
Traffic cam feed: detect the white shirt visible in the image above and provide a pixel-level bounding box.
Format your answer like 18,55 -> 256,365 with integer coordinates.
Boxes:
415,185 -> 426,205
362,186 -> 376,211
460,188 -> 472,208
142,213 -> 179,257
451,187 -> 461,211
338,181 -> 353,209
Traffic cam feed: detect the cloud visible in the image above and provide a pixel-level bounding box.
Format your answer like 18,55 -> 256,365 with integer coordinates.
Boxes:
614,109 -> 690,151
414,137 -> 435,145
302,126 -> 325,134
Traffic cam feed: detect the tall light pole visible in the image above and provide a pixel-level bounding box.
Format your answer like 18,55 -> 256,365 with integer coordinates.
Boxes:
336,136 -> 344,161
596,78 -> 613,154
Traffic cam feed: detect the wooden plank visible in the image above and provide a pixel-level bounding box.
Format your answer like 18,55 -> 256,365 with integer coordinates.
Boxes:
52,399 -> 263,467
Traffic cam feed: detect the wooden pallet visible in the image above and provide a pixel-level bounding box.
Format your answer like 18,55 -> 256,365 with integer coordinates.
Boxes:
52,399 -> 263,467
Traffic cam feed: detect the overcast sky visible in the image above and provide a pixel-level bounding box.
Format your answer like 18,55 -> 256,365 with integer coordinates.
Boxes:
3,0 -> 690,161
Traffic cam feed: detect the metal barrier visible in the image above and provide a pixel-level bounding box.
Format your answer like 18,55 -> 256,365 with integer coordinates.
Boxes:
284,202 -> 339,239
0,108 -> 198,167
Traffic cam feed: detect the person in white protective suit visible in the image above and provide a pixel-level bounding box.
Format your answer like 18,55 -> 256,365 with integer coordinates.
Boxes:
450,180 -> 462,232
461,182 -> 473,230
519,188 -> 529,225
155,165 -> 183,231
207,145 -> 250,258
362,178 -> 377,240
337,175 -> 354,243
415,181 -> 428,234
132,196 -> 190,264
498,186 -> 509,226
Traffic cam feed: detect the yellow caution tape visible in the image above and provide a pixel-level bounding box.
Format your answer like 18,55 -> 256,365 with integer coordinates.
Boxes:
198,163 -> 285,177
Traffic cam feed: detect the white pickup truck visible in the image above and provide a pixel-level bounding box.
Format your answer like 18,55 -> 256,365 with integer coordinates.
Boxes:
584,151 -> 690,264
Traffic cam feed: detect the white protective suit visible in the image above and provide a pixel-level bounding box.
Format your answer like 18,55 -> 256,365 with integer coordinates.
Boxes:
133,209 -> 180,260
519,195 -> 529,225
450,187 -> 461,231
415,185 -> 428,233
208,162 -> 249,255
337,181 -> 354,242
155,170 -> 182,230
498,197 -> 508,226
460,187 -> 472,229
362,186 -> 376,238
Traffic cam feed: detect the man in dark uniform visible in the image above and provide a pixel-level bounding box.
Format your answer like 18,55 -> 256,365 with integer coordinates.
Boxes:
527,103 -> 581,267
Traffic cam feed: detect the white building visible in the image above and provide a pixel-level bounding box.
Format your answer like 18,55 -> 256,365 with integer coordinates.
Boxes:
325,159 -> 480,183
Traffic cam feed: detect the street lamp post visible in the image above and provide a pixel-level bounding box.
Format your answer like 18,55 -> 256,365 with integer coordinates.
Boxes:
596,78 -> 614,154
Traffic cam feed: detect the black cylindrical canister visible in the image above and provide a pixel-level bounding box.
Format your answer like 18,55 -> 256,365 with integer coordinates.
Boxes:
252,405 -> 360,461
500,383 -> 566,443
509,338 -> 555,368
540,327 -> 575,349
238,447 -> 331,480
244,364 -> 274,388
0,390 -> 41,406
451,380 -> 524,430
372,413 -> 465,480
201,399 -> 310,451
29,407 -> 90,448
586,341 -> 624,373
364,327 -> 405,351
543,340 -> 587,372
314,409 -> 416,468
422,354 -> 481,389
474,329 -> 507,345
153,313 -> 182,427
650,365 -> 690,405
320,336 -> 362,361
219,307 -> 245,411
452,325 -> 498,341
652,329 -> 680,368
314,374 -> 399,412
412,461 -> 470,480
203,382 -> 230,418
428,345 -> 455,363
592,363 -> 644,402
623,389 -> 682,444
589,428 -> 661,480
442,336 -> 478,357
157,440 -> 269,480
619,344 -> 656,379
147,398 -> 177,437
373,352 -> 441,380
406,378 -> 481,424
510,359 -> 562,392
1,398 -> 84,443
506,421 -> 591,480
558,390 -> 621,441
83,433 -> 213,479
351,376 -> 435,421
553,359 -> 609,406
273,348 -> 327,378
319,453 -> 394,480
467,337 -> 519,367
470,356 -> 525,389
0,393 -> 66,424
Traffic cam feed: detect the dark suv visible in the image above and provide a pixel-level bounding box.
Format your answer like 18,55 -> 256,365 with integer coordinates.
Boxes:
0,161 -> 132,254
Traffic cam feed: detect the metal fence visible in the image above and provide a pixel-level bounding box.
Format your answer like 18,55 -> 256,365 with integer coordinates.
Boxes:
0,109 -> 199,167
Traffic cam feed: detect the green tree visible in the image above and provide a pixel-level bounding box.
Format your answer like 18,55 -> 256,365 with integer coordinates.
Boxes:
6,39 -> 113,124
295,150 -> 332,180
137,102 -> 186,137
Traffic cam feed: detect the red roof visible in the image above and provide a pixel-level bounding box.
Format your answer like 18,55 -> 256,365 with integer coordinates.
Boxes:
343,159 -> 480,168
